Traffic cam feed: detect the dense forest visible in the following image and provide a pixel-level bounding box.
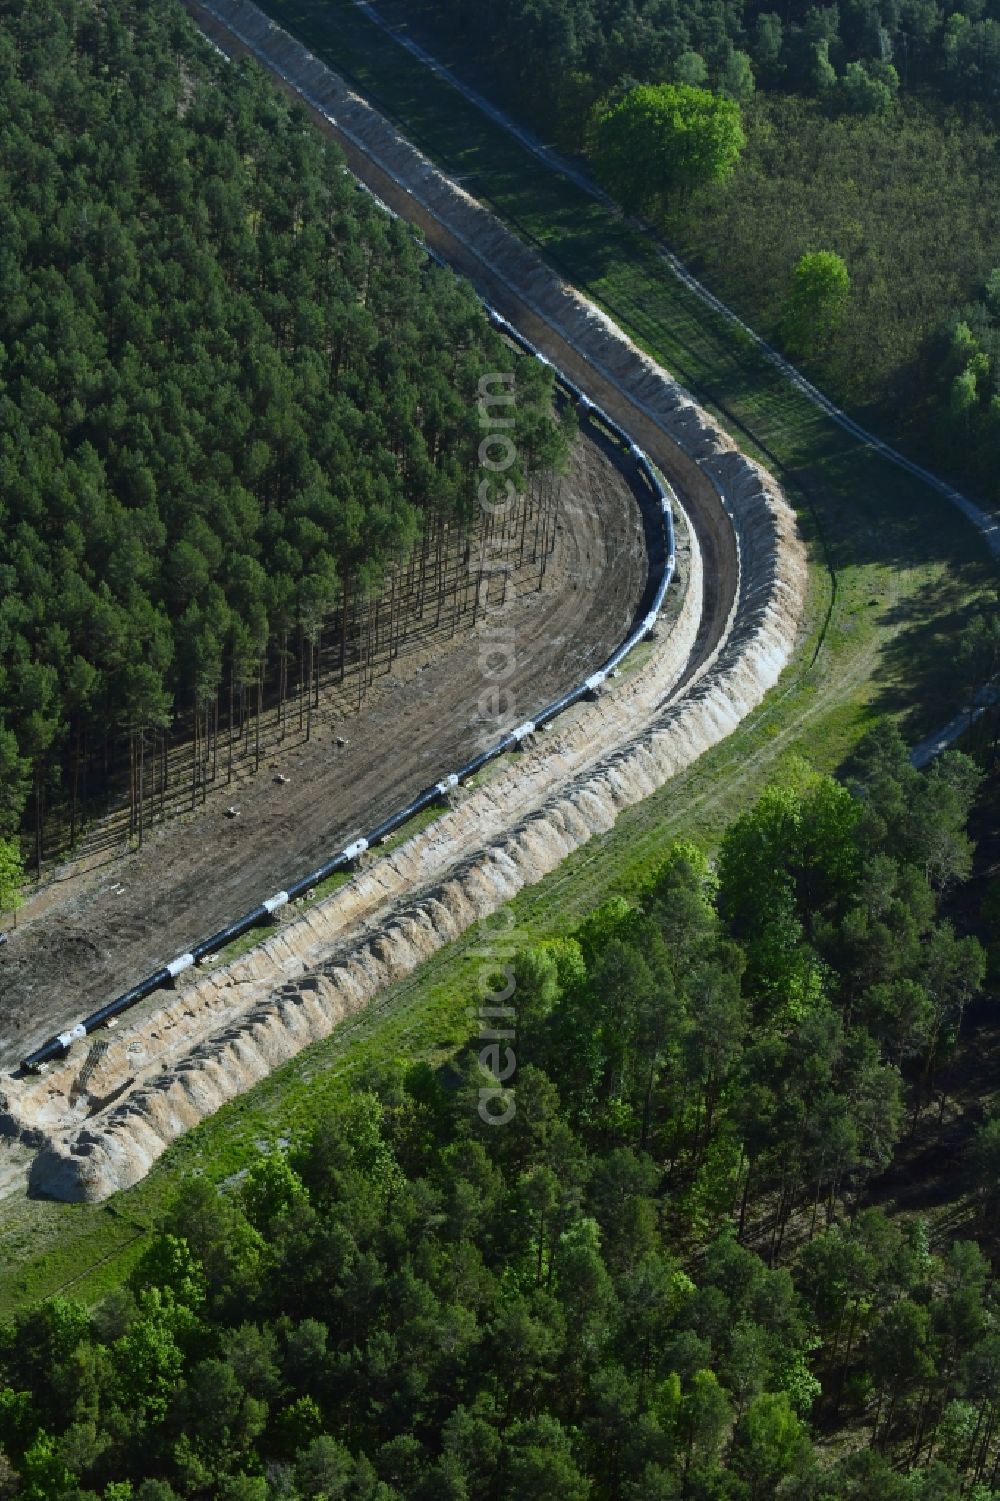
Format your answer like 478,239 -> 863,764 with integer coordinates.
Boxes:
404,0 -> 1000,122
2,726 -> 1000,1498
0,0 -> 566,869
399,0 -> 1000,495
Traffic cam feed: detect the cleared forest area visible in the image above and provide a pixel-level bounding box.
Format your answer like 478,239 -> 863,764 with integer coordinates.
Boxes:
0,424 -> 650,1065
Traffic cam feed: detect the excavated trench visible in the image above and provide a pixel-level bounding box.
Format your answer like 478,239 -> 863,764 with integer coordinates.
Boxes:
1,428 -> 647,1068
0,0 -> 808,1201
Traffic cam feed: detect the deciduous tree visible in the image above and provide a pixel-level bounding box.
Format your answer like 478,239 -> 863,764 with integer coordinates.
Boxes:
592,83 -> 745,213
780,251 -> 851,357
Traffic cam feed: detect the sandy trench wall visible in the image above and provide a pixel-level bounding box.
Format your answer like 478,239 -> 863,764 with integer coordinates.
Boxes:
14,0 -> 808,1201
23,514 -> 704,1199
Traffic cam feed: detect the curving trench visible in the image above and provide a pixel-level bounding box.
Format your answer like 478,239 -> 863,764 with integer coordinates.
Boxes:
19,325 -> 677,1073
0,0 -> 808,1201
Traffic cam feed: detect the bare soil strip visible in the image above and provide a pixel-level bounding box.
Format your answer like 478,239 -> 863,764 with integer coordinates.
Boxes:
0,434 -> 645,1065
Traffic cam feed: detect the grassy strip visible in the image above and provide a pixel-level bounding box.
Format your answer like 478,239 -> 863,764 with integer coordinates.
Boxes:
0,0 -> 994,1317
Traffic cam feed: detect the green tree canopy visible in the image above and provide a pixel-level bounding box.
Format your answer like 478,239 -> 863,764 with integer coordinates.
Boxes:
0,839 -> 23,925
780,250 -> 852,357
592,82 -> 745,213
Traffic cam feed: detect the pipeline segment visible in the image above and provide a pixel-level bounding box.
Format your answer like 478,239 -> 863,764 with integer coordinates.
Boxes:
21,283 -> 678,1072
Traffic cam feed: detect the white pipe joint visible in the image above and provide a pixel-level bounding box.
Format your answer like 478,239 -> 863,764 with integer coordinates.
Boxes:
263,891 -> 289,915
511,721 -> 536,742
343,839 -> 369,861
435,773 -> 460,795
57,1024 -> 87,1050
167,954 -> 194,978
585,672 -> 607,691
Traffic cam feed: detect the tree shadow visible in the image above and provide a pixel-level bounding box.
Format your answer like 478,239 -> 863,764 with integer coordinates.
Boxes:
867,561 -> 996,742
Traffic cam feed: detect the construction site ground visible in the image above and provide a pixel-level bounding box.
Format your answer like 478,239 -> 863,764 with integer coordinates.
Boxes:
0,429 -> 650,1068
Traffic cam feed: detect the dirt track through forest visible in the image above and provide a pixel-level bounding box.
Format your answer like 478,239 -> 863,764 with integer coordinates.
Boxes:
0,432 -> 649,1065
